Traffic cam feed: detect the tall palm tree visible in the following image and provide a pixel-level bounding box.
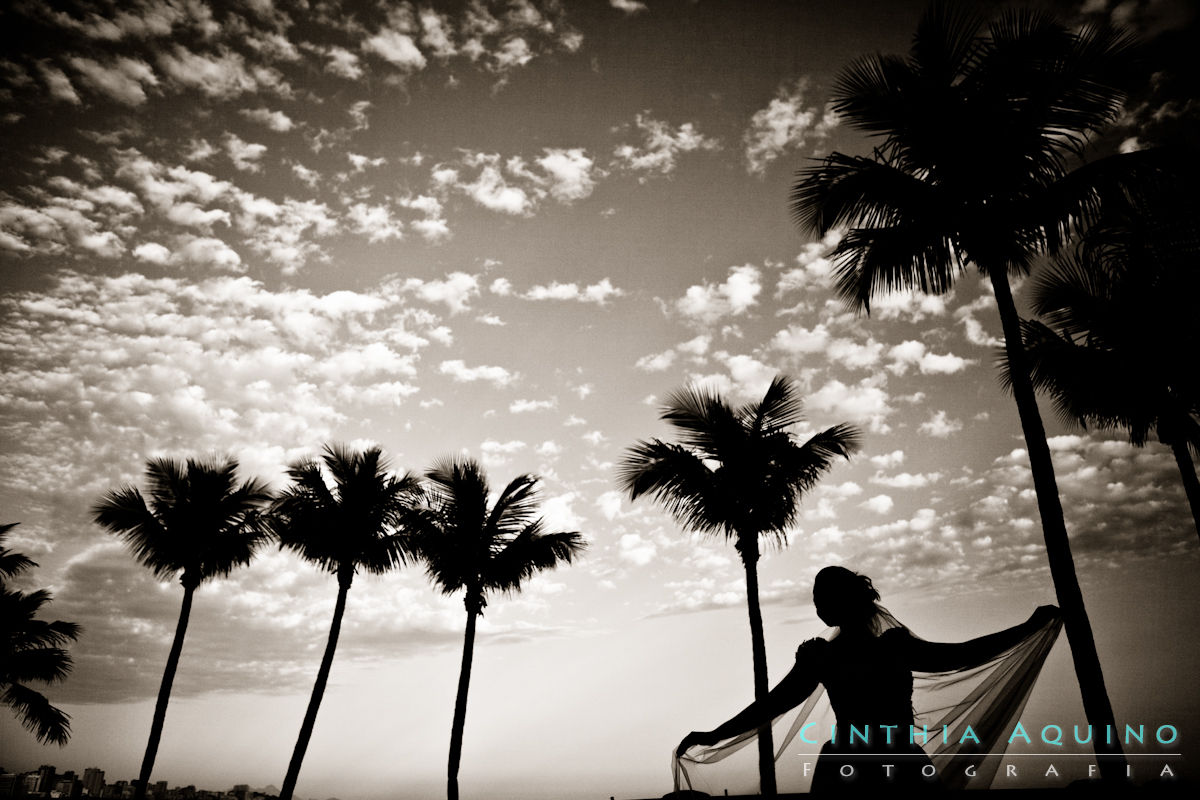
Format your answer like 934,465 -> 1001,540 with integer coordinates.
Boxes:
272,444 -> 423,800
618,375 -> 860,796
93,458 -> 272,800
789,3 -> 1160,778
408,458 -> 586,800
1016,186 -> 1200,540
1,522 -> 80,745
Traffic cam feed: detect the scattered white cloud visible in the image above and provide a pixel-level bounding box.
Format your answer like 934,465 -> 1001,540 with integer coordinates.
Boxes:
613,113 -> 720,176
224,133 -> 267,172
676,265 -> 761,324
862,494 -> 895,514
510,398 -> 556,414
239,106 -> 294,131
918,410 -> 964,438
744,78 -> 837,174
610,0 -> 648,14
523,278 -> 622,304
397,272 -> 479,313
439,359 -> 516,387
364,27 -> 428,71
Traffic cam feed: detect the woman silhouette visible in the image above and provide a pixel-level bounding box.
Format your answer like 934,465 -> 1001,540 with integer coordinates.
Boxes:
674,566 -> 1061,794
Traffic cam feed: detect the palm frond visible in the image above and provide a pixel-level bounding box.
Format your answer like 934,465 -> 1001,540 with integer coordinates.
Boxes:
617,439 -> 727,537
0,523 -> 37,581
486,524 -> 586,597
2,682 -> 72,745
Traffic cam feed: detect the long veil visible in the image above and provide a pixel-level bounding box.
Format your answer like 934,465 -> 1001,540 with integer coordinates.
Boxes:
673,605 -> 1064,794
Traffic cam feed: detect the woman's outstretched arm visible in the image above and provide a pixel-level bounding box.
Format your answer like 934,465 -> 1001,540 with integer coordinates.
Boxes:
898,605 -> 1060,673
675,639 -> 824,756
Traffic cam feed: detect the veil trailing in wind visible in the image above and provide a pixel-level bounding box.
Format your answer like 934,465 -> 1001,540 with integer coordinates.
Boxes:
672,604 -> 1064,794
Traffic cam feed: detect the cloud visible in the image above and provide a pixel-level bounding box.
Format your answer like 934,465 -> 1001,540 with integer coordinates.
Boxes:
37,62 -> 81,104
480,438 -> 528,466
68,56 -> 158,105
439,359 -> 516,387
610,0 -> 649,14
743,78 -> 837,174
676,265 -> 761,324
346,203 -> 405,243
523,278 -> 622,304
918,410 -> 964,438
363,27 -> 428,71
807,377 -> 894,434
510,398 -> 556,414
171,236 -> 243,272
887,340 -> 974,376
777,229 -> 843,297
321,45 -> 363,79
619,533 -> 657,566
862,494 -> 895,514
536,148 -> 596,201
398,272 -> 479,313
870,450 -> 906,469
239,106 -> 294,131
613,113 -> 720,176
224,133 -> 267,172
132,242 -> 171,264
157,45 -> 290,99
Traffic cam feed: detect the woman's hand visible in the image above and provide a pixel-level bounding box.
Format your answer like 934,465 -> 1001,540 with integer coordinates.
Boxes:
1031,604 -> 1060,626
676,730 -> 719,757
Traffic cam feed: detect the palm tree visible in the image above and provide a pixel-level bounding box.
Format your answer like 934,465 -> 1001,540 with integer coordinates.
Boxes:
93,458 -> 272,800
618,374 -> 860,796
272,444 -> 423,800
788,3 -> 1159,778
408,457 -> 586,800
1017,186 -> 1200,541
1,522 -> 80,745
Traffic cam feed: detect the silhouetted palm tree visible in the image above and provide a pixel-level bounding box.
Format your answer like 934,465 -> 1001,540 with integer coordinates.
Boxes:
408,458 -> 586,800
1,522 -> 80,745
93,458 -> 272,800
618,375 -> 860,795
273,444 -> 423,800
789,4 -> 1158,777
1016,185 -> 1200,540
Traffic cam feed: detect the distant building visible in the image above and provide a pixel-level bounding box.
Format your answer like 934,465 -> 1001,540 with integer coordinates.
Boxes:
0,773 -> 24,798
81,771 -> 103,798
36,768 -> 57,795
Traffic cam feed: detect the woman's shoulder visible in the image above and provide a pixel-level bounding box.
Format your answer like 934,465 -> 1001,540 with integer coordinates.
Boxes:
795,637 -> 830,661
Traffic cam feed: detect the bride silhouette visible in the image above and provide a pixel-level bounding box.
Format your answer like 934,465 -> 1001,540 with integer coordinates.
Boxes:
673,566 -> 1062,794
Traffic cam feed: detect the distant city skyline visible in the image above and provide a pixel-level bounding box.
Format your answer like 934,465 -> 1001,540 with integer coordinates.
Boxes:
1,0 -> 1197,798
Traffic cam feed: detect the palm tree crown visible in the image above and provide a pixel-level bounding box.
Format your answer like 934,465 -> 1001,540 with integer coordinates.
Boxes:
273,443 -> 422,582
1,522 -> 80,746
413,457 -> 587,613
619,375 -> 861,550
791,3 -> 1152,305
1017,185 -> 1200,538
94,457 -> 274,588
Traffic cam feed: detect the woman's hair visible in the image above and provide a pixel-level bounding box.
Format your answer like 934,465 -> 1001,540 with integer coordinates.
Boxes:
814,565 -> 881,626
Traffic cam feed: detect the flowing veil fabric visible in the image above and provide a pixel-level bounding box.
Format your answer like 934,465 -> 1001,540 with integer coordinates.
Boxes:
673,606 -> 1064,794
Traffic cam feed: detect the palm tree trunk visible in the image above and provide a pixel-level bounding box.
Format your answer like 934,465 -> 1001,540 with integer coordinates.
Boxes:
739,535 -> 777,797
990,271 -> 1126,780
1168,438 -> 1200,543
448,604 -> 478,800
134,581 -> 195,800
280,575 -> 351,800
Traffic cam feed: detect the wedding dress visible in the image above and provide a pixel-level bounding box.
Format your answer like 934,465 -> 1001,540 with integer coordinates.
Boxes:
673,604 -> 1063,794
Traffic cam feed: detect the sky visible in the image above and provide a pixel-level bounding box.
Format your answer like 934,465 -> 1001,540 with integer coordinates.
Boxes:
1,0 -> 1198,797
